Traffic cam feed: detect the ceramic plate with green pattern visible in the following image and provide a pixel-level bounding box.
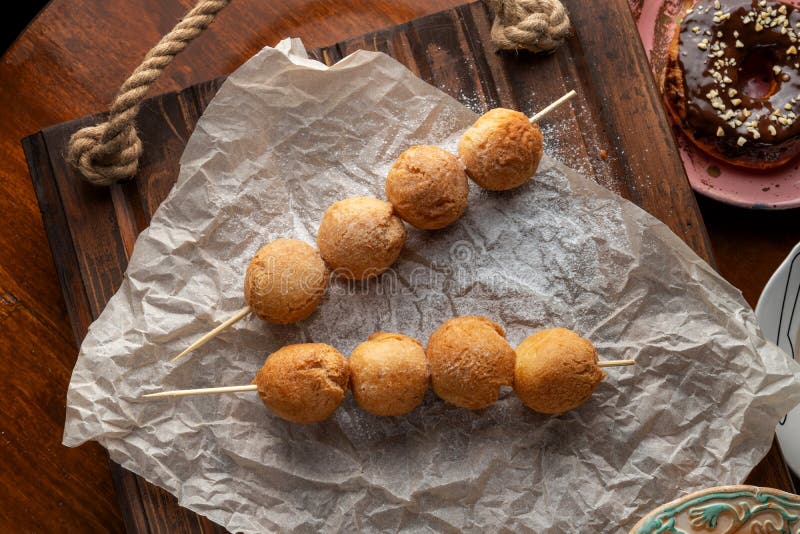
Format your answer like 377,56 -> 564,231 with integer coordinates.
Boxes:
632,485 -> 800,533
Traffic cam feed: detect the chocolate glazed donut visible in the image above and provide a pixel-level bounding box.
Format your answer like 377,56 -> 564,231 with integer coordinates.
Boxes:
663,0 -> 800,169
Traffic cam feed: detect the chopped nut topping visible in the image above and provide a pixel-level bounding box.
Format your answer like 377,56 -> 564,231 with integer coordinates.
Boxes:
690,1 -> 800,138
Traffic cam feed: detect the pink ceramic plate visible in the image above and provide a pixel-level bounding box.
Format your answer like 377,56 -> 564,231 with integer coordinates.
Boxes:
631,0 -> 800,209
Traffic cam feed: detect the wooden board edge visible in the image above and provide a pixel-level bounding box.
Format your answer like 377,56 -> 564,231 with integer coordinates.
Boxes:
18,1 -> 793,529
21,132 -> 94,345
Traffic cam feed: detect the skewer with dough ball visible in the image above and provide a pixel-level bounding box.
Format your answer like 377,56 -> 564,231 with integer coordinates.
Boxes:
244,239 -> 328,324
349,332 -> 430,416
426,316 -> 516,410
317,196 -> 407,280
253,343 -> 349,423
168,92 -> 576,361
144,317 -> 634,422
147,343 -> 349,424
458,108 -> 543,191
385,145 -> 469,229
514,328 -> 611,414
172,239 -> 328,362
458,90 -> 576,191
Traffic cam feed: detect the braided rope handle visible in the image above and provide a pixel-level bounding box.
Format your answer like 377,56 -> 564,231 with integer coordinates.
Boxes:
68,0 -> 231,186
67,0 -> 568,186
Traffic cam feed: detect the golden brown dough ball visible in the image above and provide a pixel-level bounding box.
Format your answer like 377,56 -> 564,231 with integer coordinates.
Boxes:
385,145 -> 469,230
514,328 -> 606,414
244,239 -> 329,324
254,343 -> 349,423
457,108 -> 543,191
426,316 -> 516,410
349,332 -> 430,416
317,196 -> 407,280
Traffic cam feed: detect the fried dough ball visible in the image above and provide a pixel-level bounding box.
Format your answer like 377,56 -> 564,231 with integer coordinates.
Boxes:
457,108 -> 543,191
244,239 -> 329,324
514,328 -> 606,414
254,343 -> 349,423
317,196 -> 407,280
385,145 -> 469,230
426,316 -> 516,410
349,332 -> 430,416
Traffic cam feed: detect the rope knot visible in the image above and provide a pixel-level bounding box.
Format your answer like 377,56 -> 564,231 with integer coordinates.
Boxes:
488,0 -> 571,54
68,121 -> 143,186
67,0 -> 230,186
66,0 -> 564,186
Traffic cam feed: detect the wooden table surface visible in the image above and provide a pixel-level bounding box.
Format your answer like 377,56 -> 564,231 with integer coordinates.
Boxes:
1,0 -> 798,530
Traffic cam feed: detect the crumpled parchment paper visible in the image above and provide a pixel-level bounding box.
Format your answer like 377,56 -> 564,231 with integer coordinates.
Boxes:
63,39 -> 800,532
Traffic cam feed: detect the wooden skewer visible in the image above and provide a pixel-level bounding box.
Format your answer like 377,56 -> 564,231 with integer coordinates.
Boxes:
597,359 -> 635,368
529,89 -> 577,124
170,93 -> 578,363
172,305 -> 251,362
145,359 -> 632,400
142,384 -> 258,399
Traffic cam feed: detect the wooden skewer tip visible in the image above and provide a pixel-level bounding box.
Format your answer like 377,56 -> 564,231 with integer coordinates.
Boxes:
529,89 -> 577,124
171,305 -> 252,362
597,359 -> 635,368
142,384 -> 258,399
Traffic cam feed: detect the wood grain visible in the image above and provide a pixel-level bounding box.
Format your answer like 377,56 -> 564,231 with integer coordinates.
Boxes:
1,1 -> 466,531
3,0 -> 798,531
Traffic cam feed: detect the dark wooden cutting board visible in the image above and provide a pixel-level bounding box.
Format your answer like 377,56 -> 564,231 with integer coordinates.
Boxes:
21,0 -> 795,531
